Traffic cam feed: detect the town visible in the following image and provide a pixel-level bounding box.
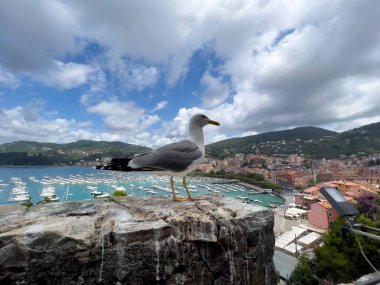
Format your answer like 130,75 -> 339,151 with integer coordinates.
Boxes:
197,148 -> 380,283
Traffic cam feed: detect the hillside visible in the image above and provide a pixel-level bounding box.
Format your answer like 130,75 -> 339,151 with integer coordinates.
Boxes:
206,123 -> 380,159
206,126 -> 338,158
0,140 -> 151,166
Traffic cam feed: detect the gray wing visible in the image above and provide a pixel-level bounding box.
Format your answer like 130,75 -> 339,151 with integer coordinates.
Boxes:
129,140 -> 202,172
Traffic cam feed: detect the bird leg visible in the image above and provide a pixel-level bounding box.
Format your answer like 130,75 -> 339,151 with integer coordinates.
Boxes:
182,177 -> 203,200
171,176 -> 187,201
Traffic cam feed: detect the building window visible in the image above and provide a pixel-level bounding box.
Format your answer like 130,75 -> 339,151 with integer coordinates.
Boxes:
328,212 -> 333,217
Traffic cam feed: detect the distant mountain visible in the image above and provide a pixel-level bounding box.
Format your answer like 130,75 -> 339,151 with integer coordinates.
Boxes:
206,126 -> 338,158
0,140 -> 151,166
322,122 -> 380,158
206,123 -> 380,159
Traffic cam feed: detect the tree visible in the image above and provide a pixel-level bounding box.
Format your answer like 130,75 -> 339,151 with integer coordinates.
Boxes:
290,255 -> 318,285
314,216 -> 380,282
292,216 -> 380,283
314,245 -> 351,282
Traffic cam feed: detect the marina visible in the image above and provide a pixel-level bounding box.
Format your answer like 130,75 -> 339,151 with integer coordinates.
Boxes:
0,166 -> 285,207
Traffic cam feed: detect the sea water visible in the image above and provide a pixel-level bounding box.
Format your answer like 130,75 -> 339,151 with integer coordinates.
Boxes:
0,166 -> 285,206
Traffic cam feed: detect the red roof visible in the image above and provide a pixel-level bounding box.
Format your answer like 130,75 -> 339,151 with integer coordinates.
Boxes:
316,201 -> 332,209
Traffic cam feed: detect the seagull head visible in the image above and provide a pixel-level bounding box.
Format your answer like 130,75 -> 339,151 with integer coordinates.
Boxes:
191,114 -> 220,128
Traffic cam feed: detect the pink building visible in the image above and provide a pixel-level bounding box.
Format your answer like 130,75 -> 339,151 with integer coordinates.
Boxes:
309,201 -> 339,230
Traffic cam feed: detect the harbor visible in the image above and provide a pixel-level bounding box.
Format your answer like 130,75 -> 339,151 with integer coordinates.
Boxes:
0,166 -> 285,207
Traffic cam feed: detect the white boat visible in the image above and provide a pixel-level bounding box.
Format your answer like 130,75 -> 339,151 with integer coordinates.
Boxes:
95,193 -> 111,198
9,193 -> 30,202
11,187 -> 28,195
40,185 -> 56,197
86,185 -> 98,190
237,196 -> 248,199
40,185 -> 59,202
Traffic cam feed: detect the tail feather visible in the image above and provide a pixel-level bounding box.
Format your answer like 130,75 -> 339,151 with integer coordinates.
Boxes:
96,157 -> 160,172
96,157 -> 133,171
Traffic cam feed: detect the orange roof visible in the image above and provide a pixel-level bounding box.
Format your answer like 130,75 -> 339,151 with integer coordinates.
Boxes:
198,164 -> 213,168
332,180 -> 359,187
304,186 -> 320,194
316,182 -> 336,188
317,201 -> 332,209
304,195 -> 319,200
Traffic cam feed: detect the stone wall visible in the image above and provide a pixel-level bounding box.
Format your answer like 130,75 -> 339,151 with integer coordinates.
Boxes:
0,196 -> 276,284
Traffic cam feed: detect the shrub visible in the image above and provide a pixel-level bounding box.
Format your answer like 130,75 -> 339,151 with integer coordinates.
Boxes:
113,190 -> 127,197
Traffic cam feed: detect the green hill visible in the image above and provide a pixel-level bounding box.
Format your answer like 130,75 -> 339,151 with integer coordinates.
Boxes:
0,140 -> 151,166
206,123 -> 380,159
1,122 -> 379,164
206,126 -> 338,158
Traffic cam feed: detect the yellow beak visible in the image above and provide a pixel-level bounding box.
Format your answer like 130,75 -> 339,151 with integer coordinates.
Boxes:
207,119 -> 220,126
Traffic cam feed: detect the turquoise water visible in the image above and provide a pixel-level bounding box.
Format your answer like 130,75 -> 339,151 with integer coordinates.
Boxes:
245,194 -> 285,208
0,166 -> 285,207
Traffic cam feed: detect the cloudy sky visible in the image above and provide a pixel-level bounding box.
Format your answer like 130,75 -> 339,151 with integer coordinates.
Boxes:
1,0 -> 380,148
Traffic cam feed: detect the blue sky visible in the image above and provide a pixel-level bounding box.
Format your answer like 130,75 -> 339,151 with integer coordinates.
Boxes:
1,0 -> 380,148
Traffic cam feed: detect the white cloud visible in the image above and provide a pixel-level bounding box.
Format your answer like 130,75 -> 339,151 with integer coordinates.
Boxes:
0,104 -> 90,143
152,101 -> 168,112
112,60 -> 159,91
0,103 -> 159,147
76,120 -> 92,128
80,69 -> 107,106
240,131 -> 258,137
149,107 -> 227,148
126,64 -> 158,90
209,134 -> 228,143
0,1 -> 80,73
38,61 -> 96,90
1,0 -> 380,146
0,65 -> 20,88
87,99 -> 160,133
200,71 -> 229,108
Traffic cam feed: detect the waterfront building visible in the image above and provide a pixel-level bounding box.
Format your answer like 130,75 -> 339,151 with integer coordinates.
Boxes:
198,164 -> 214,173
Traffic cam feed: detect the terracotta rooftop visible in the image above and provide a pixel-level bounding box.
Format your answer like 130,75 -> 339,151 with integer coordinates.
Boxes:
332,180 -> 359,187
317,201 -> 332,209
304,195 -> 320,201
304,186 -> 320,194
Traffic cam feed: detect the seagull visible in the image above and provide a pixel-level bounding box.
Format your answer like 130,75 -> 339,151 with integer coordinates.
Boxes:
96,114 -> 220,201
